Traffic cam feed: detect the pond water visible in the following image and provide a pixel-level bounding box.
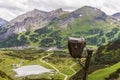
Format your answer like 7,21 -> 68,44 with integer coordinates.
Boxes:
13,65 -> 51,77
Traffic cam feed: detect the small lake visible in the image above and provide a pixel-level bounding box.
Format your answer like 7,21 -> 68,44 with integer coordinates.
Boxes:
13,65 -> 51,77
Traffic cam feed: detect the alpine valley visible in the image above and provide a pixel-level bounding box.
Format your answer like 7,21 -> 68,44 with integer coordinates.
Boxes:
0,6 -> 120,80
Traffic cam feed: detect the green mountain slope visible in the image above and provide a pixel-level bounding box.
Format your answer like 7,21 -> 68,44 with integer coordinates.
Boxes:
71,38 -> 120,80
88,39 -> 120,80
88,62 -> 120,80
94,39 -> 120,65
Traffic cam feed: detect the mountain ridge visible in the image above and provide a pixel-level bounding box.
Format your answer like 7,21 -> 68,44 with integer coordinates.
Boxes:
0,6 -> 120,48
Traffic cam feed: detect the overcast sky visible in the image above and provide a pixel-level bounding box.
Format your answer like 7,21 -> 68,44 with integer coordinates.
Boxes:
0,0 -> 120,21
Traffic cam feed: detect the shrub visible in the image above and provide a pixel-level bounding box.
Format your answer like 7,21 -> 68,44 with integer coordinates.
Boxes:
109,73 -> 119,79
115,68 -> 120,73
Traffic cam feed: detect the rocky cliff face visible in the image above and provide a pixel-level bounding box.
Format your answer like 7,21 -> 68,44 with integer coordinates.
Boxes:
0,8 -> 68,39
9,8 -> 68,34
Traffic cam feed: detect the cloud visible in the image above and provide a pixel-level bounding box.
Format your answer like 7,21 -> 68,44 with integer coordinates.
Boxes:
27,0 -> 81,11
0,0 -> 28,11
0,0 -> 120,21
0,0 -> 28,21
27,0 -> 120,13
0,8 -> 16,21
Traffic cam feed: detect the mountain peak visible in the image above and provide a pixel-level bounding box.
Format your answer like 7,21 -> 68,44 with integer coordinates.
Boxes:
73,6 -> 103,14
10,8 -> 47,26
55,8 -> 63,12
51,8 -> 64,13
31,8 -> 47,13
0,18 -> 8,27
33,9 -> 39,11
0,18 -> 8,22
112,12 -> 120,16
79,6 -> 97,10
112,12 -> 120,20
72,6 -> 107,20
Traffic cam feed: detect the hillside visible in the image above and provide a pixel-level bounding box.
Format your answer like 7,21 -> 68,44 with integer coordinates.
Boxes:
94,39 -> 120,65
0,6 -> 120,48
71,39 -> 120,80
0,37 -> 120,80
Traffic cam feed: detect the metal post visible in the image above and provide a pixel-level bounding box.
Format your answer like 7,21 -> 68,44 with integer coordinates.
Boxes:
83,48 -> 93,80
68,37 -> 93,80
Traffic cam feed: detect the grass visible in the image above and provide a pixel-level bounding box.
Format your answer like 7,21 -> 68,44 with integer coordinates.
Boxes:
0,50 -> 54,79
42,51 -> 77,75
88,62 -> 120,80
51,61 -> 75,75
0,49 -> 79,80
2,46 -> 120,80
